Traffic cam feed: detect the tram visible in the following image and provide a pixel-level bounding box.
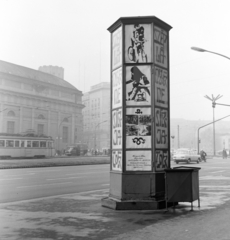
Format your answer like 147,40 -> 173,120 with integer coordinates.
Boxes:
0,134 -> 55,158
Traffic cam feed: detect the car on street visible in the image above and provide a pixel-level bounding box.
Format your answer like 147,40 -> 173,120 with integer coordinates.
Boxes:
173,148 -> 201,164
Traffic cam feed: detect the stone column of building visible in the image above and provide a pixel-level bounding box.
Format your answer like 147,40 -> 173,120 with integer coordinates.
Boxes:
32,108 -> 35,130
71,113 -> 75,144
48,110 -> 51,136
19,106 -> 22,133
0,103 -> 3,132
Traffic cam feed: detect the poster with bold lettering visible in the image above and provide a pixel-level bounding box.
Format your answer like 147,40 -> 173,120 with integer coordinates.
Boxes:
125,24 -> 152,63
112,67 -> 122,109
126,107 -> 151,148
126,150 -> 151,171
155,108 -> 168,148
112,108 -> 122,149
154,26 -> 168,68
155,150 -> 169,171
112,27 -> 122,70
155,66 -> 168,108
126,66 -> 151,106
112,150 -> 122,171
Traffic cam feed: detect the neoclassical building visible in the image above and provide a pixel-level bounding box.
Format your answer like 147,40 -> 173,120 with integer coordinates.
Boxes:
82,82 -> 110,152
0,60 -> 84,152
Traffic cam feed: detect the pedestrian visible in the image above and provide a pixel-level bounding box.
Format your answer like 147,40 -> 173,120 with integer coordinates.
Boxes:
223,148 -> 227,159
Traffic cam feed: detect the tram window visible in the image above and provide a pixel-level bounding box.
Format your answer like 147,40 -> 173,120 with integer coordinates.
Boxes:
15,140 -> 20,147
0,140 -> 5,147
27,141 -> 31,147
48,142 -> 53,148
21,141 -> 25,147
40,141 -> 46,148
32,141 -> 39,147
6,140 -> 14,147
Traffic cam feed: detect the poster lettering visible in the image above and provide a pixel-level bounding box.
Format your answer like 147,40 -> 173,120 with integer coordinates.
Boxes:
155,66 -> 168,108
154,26 -> 168,68
112,67 -> 122,109
155,108 -> 168,148
112,108 -> 122,149
126,150 -> 151,171
112,150 -> 122,171
155,150 -> 169,170
112,27 -> 122,70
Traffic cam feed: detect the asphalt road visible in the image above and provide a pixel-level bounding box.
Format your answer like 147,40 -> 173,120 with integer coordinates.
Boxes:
1,157 -> 229,206
0,164 -> 110,203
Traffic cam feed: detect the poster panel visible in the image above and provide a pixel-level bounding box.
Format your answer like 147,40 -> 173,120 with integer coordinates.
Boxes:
112,26 -> 122,70
125,24 -> 152,63
126,107 -> 151,148
112,67 -> 122,109
112,108 -> 122,149
112,150 -> 122,171
126,65 -> 151,106
154,26 -> 168,68
126,150 -> 151,171
155,66 -> 168,108
155,108 -> 168,148
155,150 -> 169,171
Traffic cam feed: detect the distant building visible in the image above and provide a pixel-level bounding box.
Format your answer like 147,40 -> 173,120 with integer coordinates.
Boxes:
82,82 -> 110,152
0,60 -> 84,153
38,65 -> 64,79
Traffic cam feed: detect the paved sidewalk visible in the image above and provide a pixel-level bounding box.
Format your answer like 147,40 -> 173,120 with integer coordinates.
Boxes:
1,188 -> 230,240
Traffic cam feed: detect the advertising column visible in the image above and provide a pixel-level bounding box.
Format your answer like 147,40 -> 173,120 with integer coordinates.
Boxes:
102,16 -> 172,210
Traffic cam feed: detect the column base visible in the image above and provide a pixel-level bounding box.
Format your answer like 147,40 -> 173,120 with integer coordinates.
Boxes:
101,197 -> 167,210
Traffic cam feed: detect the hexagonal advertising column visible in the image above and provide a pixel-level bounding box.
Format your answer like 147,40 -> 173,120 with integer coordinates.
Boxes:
102,16 -> 172,210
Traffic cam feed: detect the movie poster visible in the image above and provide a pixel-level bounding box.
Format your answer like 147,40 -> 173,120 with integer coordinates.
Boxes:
126,65 -> 151,106
125,24 -> 152,63
126,107 -> 151,148
126,150 -> 151,171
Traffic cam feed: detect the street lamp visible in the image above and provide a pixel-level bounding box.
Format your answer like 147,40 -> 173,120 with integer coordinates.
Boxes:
197,114 -> 230,155
204,94 -> 223,156
191,47 -> 230,60
94,120 -> 107,155
191,46 -> 230,156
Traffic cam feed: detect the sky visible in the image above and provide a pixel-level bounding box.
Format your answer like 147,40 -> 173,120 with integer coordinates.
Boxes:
1,0 -> 230,121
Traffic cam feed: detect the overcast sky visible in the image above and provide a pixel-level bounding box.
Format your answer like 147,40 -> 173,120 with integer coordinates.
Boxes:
1,0 -> 230,121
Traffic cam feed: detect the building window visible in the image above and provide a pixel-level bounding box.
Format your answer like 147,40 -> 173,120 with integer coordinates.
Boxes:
37,124 -> 44,135
7,111 -> 15,117
7,121 -> 15,133
38,114 -> 45,119
63,126 -> 68,143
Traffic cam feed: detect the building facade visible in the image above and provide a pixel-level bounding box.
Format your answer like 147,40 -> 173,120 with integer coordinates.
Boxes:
82,82 -> 110,153
0,60 -> 84,153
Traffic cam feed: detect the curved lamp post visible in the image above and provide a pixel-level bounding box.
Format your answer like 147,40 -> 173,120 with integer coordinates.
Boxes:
204,95 -> 223,156
191,46 -> 230,156
191,47 -> 230,60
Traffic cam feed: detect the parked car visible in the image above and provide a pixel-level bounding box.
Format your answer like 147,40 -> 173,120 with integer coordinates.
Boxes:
173,148 -> 201,164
